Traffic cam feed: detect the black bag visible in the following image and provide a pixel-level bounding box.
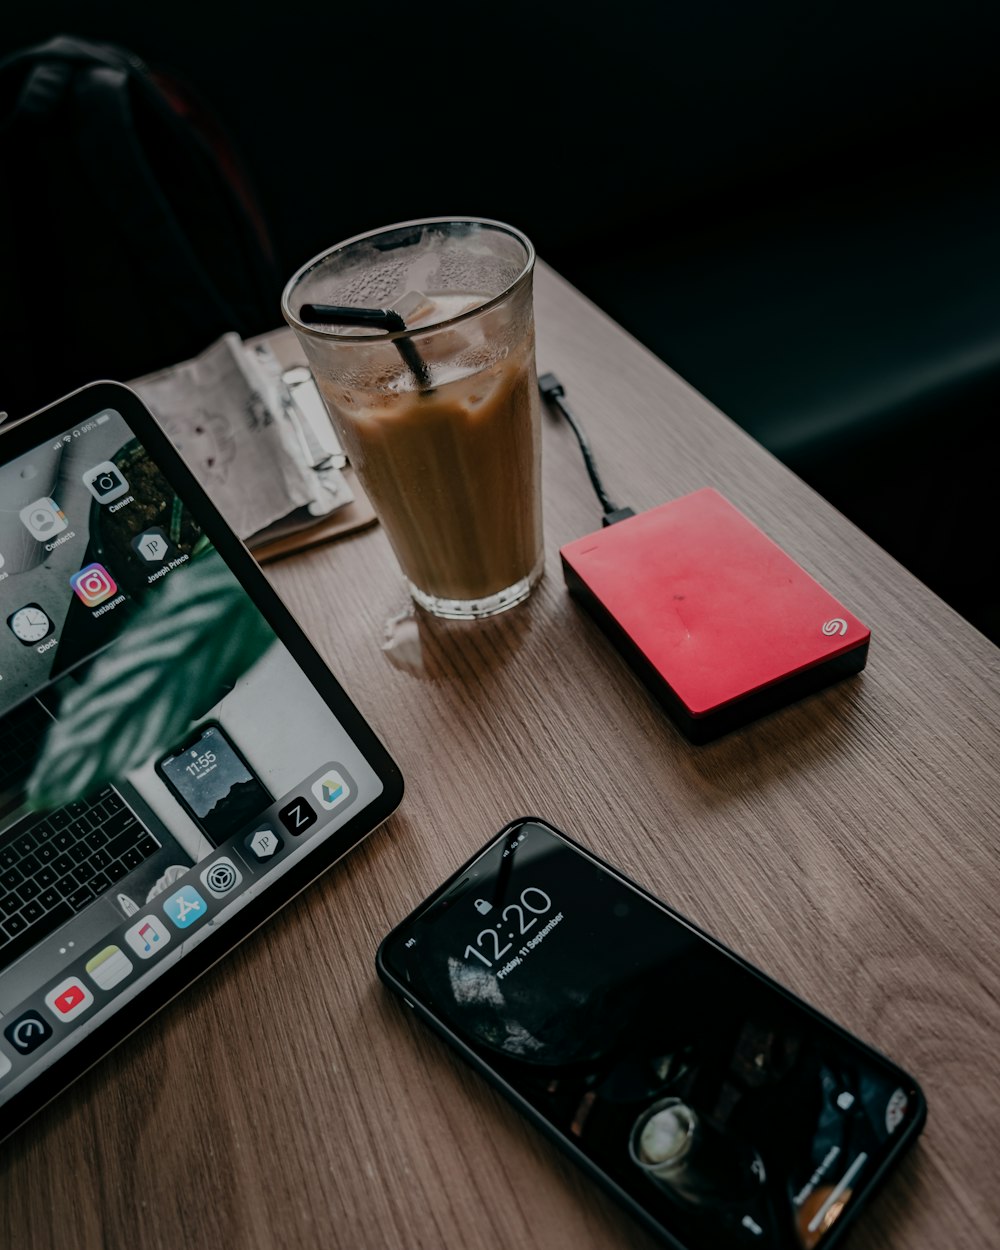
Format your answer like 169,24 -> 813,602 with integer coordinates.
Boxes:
0,35 -> 280,420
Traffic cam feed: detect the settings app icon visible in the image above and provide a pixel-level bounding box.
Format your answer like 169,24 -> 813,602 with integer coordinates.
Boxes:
200,856 -> 243,898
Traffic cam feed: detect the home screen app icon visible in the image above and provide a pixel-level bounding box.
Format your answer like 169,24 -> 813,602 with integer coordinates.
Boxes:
82,461 -> 129,504
44,978 -> 95,1023
19,497 -> 68,542
311,769 -> 351,811
70,563 -> 118,607
4,1010 -> 52,1055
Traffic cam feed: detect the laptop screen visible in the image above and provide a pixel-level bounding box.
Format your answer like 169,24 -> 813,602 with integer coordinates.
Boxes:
0,401 -> 387,1106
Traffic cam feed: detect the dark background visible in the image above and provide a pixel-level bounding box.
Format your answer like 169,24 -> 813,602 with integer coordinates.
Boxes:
2,2 -> 998,639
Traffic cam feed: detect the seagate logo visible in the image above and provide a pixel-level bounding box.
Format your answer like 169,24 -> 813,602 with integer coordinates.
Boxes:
822,618 -> 848,636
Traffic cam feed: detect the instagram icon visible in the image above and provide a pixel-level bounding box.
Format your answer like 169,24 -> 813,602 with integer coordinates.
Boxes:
70,563 -> 118,607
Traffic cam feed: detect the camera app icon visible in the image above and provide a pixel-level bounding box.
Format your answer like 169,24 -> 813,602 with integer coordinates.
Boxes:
82,461 -> 130,504
70,563 -> 118,607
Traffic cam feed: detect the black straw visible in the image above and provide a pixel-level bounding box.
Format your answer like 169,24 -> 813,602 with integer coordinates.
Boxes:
299,303 -> 433,388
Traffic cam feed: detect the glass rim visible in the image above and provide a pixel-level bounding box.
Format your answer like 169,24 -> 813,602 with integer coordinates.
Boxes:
280,216 -> 536,343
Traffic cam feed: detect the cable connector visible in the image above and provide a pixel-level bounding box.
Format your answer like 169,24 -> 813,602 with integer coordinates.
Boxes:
538,372 -> 565,402
538,372 -> 633,524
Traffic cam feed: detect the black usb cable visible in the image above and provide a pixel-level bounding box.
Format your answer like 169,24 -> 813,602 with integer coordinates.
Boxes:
538,373 -> 635,526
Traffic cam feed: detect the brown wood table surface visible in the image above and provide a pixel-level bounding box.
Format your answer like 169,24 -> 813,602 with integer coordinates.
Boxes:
2,263 -> 998,1250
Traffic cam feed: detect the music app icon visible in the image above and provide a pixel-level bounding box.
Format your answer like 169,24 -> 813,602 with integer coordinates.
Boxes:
124,914 -> 172,961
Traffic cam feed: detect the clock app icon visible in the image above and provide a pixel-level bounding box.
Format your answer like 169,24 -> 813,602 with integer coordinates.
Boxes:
7,603 -> 55,646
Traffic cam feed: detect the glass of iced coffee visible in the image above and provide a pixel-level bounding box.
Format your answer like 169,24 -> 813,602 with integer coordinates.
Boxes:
281,218 -> 543,619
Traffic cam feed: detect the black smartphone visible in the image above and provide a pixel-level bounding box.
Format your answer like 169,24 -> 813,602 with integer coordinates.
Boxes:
156,721 -> 272,846
377,818 -> 926,1250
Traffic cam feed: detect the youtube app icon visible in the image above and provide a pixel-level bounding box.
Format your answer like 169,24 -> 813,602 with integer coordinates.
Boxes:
44,978 -> 95,1023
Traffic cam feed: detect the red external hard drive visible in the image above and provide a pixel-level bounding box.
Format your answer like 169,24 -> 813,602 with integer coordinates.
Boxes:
560,488 -> 870,742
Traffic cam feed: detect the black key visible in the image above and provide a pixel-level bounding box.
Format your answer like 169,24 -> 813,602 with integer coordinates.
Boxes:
36,865 -> 57,888
0,893 -> 20,917
91,849 -> 111,870
32,820 -> 54,841
35,843 -> 56,864
13,831 -> 38,857
2,913 -> 27,937
75,862 -> 95,883
105,861 -> 127,883
68,843 -> 90,866
49,809 -> 71,830
137,836 -> 160,858
1,867 -> 23,891
68,886 -> 93,911
0,847 -> 18,870
39,888 -> 60,910
103,792 -> 124,813
84,829 -> 105,852
19,853 -> 40,876
66,801 -> 88,819
107,826 -> 144,861
53,831 -> 74,853
104,811 -> 137,845
120,846 -> 143,870
55,873 -> 78,895
90,872 -> 111,895
69,818 -> 91,840
52,854 -> 74,876
16,879 -> 40,902
21,899 -> 44,924
0,900 -> 71,967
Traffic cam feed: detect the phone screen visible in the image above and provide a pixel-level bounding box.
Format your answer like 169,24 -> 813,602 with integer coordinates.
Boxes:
381,821 -> 923,1250
158,724 -> 271,844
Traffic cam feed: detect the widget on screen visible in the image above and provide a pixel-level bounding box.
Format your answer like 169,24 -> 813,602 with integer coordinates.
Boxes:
70,563 -> 118,607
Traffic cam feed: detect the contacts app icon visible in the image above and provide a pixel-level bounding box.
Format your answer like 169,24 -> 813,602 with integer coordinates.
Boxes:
20,497 -> 68,542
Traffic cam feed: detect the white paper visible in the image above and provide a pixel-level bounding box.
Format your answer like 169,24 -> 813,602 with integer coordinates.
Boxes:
134,334 -> 352,542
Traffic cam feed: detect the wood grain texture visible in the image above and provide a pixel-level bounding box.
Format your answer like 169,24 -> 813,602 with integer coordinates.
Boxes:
2,263 -> 999,1250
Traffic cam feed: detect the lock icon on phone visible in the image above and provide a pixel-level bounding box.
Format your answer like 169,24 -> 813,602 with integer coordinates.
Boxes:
474,898 -> 492,916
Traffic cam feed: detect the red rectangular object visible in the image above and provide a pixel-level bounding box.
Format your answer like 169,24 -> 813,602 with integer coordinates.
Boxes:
560,488 -> 870,742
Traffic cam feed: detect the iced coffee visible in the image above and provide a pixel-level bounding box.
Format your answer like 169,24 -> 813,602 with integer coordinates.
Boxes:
282,220 -> 543,618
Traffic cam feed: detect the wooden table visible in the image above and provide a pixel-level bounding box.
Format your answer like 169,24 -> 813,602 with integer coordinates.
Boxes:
3,264 -> 998,1250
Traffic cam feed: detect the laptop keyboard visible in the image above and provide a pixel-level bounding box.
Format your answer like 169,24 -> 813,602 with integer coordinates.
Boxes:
0,788 -> 160,969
